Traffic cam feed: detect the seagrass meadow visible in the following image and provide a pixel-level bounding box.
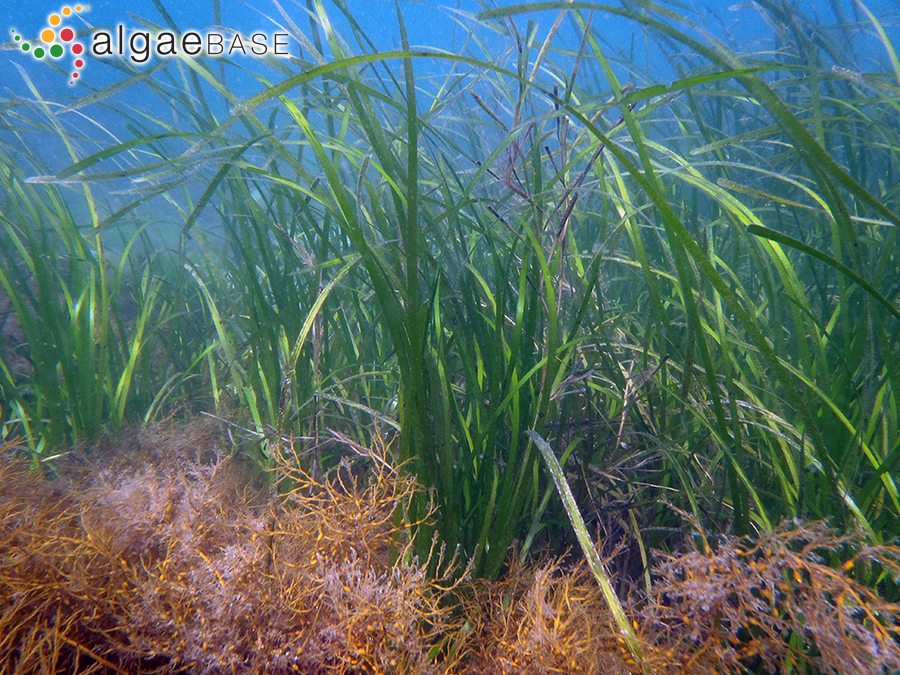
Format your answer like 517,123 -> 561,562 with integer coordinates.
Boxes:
2,0 -> 900,672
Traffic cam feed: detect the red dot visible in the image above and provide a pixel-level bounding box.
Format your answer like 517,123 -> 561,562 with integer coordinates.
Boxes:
72,43 -> 83,54
75,59 -> 83,67
60,28 -> 74,41
73,73 -> 79,78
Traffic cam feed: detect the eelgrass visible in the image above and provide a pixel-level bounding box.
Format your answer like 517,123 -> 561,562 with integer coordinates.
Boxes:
529,429 -> 646,671
2,6 -> 899,664
0,139 -> 191,452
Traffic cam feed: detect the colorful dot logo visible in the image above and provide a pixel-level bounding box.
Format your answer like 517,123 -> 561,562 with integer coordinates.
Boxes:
10,6 -> 89,85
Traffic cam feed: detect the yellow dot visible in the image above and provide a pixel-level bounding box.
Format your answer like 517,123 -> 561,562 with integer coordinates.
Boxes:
41,29 -> 55,42
63,7 -> 72,15
49,14 -> 61,26
76,5 -> 82,9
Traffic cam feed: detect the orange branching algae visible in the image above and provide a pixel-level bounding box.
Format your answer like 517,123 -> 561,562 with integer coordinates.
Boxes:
0,420 -> 449,674
457,560 -> 642,675
643,517 -> 900,674
0,421 -> 637,674
2,422 -> 899,674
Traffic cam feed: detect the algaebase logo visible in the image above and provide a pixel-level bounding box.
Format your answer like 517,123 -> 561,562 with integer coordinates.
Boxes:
10,5 -> 88,85
9,6 -> 290,86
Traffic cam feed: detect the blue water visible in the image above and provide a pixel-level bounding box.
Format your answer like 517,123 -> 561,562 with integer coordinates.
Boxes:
2,0 -> 898,189
4,0 -> 898,100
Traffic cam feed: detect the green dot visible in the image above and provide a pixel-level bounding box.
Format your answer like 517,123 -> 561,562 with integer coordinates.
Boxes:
50,44 -> 63,58
15,35 -> 21,42
33,47 -> 45,58
22,43 -> 30,52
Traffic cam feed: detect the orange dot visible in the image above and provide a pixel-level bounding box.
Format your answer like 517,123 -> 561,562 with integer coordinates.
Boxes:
41,29 -> 55,43
63,7 -> 71,15
49,14 -> 61,26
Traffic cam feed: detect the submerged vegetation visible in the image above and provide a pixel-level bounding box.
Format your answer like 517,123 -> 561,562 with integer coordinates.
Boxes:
2,424 -> 900,674
2,0 -> 900,672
